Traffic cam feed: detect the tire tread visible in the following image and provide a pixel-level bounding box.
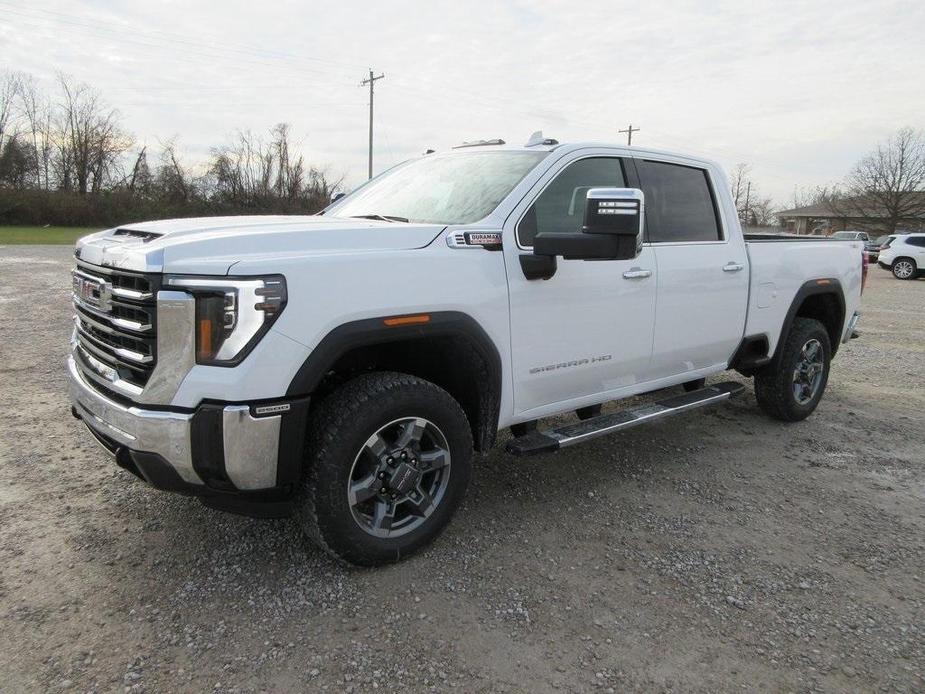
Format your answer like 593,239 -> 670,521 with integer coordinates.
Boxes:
754,317 -> 831,422
296,371 -> 471,565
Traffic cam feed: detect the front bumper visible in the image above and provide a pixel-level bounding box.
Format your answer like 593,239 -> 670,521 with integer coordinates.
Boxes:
68,356 -> 308,506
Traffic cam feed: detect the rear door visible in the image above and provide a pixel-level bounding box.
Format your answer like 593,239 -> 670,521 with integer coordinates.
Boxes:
905,235 -> 925,264
634,158 -> 749,379
502,152 -> 658,416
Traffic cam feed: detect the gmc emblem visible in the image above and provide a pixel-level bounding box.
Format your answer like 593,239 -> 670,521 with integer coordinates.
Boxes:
73,273 -> 113,311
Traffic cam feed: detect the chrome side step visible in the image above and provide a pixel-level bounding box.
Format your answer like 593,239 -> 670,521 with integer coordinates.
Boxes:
505,381 -> 745,456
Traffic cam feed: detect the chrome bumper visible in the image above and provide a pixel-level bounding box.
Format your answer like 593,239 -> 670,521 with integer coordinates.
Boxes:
68,356 -> 286,491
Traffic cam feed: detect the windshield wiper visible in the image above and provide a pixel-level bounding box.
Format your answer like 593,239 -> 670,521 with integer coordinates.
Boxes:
349,214 -> 410,223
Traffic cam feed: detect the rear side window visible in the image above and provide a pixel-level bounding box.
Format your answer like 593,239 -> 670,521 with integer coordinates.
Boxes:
906,236 -> 925,247
636,160 -> 722,243
517,157 -> 626,247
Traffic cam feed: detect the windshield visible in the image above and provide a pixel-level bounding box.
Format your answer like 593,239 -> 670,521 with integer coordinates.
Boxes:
329,150 -> 548,225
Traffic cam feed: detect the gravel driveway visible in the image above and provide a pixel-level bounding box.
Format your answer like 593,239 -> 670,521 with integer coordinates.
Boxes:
1,245 -> 922,693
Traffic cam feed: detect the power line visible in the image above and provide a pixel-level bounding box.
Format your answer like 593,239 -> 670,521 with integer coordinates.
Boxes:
360,69 -> 385,180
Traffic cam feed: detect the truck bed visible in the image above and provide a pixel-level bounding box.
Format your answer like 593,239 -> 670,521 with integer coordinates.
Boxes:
742,235 -> 863,357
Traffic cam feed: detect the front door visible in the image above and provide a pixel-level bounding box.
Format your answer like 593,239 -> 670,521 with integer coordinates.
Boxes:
503,153 -> 658,418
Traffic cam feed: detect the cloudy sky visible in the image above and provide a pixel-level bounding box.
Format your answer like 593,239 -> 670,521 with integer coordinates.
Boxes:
2,0 -> 924,204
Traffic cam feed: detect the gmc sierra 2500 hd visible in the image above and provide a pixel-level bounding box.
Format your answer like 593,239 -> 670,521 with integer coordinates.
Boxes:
68,136 -> 864,565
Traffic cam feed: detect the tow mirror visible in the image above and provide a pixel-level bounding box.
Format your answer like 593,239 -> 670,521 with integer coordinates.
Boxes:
533,188 -> 644,261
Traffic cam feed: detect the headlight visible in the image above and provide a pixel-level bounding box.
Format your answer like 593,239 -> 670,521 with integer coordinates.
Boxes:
166,274 -> 287,366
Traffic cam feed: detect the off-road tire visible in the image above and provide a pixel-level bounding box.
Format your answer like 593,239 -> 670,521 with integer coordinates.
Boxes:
754,317 -> 831,422
296,372 -> 473,566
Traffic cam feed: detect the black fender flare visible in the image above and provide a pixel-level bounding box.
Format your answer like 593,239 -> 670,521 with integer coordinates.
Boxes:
285,311 -> 502,451
771,278 -> 846,365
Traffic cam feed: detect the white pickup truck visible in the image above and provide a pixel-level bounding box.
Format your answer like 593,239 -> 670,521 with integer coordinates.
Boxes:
68,137 -> 865,565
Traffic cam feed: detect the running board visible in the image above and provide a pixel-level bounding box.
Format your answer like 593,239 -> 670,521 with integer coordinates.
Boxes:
506,381 -> 745,456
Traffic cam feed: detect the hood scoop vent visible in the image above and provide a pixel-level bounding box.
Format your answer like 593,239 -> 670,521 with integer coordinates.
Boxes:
113,228 -> 163,243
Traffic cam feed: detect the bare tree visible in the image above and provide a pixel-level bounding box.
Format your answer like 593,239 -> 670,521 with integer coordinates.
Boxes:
789,184 -> 839,211
18,75 -> 54,190
835,127 -> 925,233
272,123 -> 305,200
0,71 -> 22,154
126,145 -> 154,197
304,165 -> 342,209
0,70 -> 344,224
728,162 -> 777,227
56,74 -> 132,194
156,138 -> 195,203
729,163 -> 751,215
0,135 -> 34,188
749,196 -> 777,226
208,124 -> 328,209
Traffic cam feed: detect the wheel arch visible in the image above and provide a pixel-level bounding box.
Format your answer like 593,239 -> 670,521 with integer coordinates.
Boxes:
773,279 -> 846,364
286,311 -> 502,452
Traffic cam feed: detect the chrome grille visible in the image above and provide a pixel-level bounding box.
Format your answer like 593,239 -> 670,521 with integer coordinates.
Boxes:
72,261 -> 160,389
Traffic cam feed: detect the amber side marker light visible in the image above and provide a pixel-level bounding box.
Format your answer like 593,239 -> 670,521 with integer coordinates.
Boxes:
197,318 -> 214,361
815,279 -> 832,285
383,314 -> 431,327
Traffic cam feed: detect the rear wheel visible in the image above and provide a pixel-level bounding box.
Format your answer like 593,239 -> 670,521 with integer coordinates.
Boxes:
754,317 -> 831,422
296,372 -> 472,566
892,258 -> 917,280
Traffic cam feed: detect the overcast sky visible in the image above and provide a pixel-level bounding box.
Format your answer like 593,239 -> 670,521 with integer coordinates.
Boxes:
2,0 -> 924,204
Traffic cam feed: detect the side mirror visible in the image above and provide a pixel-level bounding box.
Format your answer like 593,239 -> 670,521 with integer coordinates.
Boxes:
533,188 -> 644,261
330,191 -> 346,203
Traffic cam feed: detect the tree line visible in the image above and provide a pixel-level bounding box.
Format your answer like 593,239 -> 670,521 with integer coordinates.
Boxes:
0,71 -> 341,227
730,127 -> 925,233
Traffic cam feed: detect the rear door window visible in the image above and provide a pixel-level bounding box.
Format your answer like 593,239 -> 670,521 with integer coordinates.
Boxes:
636,160 -> 722,243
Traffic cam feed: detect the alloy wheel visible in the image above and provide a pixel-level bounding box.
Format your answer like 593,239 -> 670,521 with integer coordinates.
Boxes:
347,417 -> 451,538
893,260 -> 915,279
792,339 -> 825,405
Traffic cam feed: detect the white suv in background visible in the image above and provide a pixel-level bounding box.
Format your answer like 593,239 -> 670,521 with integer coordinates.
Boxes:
878,233 -> 925,279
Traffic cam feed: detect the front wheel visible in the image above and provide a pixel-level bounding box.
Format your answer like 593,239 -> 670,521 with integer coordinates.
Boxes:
892,258 -> 917,280
754,317 -> 831,422
296,372 -> 473,566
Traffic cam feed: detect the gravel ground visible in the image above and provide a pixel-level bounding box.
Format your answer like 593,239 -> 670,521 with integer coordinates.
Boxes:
0,245 -> 922,693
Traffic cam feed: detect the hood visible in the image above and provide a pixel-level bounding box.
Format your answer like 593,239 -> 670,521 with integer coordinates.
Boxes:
76,215 -> 446,274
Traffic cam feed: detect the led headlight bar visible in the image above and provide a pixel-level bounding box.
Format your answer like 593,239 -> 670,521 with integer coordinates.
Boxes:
166,275 -> 287,366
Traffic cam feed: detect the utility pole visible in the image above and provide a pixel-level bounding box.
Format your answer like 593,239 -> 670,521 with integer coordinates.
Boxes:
743,181 -> 751,227
360,69 -> 385,179
619,123 -> 640,146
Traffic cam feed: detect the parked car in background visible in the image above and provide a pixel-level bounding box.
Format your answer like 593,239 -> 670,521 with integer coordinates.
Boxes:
831,230 -> 870,241
831,230 -> 881,260
878,233 -> 925,279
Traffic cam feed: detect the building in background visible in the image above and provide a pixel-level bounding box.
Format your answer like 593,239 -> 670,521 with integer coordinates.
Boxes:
778,194 -> 925,235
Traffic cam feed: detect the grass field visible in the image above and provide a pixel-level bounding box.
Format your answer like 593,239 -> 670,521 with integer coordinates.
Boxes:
0,226 -> 99,245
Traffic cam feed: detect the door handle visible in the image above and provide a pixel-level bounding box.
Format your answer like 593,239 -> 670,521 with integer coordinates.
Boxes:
622,268 -> 652,279
723,262 -> 744,273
